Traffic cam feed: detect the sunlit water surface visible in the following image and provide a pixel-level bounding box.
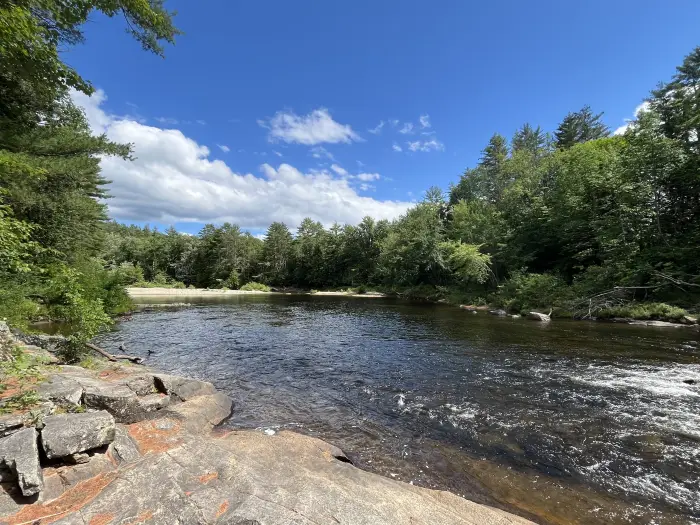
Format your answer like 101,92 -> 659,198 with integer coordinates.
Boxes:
95,295 -> 700,525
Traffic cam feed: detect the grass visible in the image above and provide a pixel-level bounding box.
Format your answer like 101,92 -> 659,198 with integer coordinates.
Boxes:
240,282 -> 271,292
597,302 -> 691,322
0,346 -> 49,414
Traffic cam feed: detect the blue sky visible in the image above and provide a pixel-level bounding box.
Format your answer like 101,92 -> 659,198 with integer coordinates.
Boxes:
68,0 -> 700,235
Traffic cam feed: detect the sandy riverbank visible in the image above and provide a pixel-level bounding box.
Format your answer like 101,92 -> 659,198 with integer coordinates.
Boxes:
127,287 -> 274,296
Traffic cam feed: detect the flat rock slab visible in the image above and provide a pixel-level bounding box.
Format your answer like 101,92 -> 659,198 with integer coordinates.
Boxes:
137,393 -> 170,413
5,429 -> 535,525
40,411 -> 116,459
0,428 -> 43,496
124,374 -> 156,396
37,375 -> 83,407
161,393 -> 233,433
83,384 -> 143,424
153,374 -> 216,401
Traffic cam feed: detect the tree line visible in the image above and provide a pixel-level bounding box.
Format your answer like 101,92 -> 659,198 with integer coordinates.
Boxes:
106,44 -> 700,320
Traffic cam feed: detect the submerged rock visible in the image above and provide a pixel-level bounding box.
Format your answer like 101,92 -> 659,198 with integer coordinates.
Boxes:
0,427 -> 43,496
40,411 -> 116,459
489,309 -> 508,316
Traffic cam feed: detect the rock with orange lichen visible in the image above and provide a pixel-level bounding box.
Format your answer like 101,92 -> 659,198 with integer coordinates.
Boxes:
41,411 -> 116,459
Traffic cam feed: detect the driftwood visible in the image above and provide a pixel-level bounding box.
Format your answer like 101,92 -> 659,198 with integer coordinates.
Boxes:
85,342 -> 143,364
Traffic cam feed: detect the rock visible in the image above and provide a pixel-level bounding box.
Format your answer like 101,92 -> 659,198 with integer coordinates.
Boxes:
510,314 -> 521,319
528,311 -> 551,322
628,320 -> 684,328
106,425 -> 141,465
36,375 -> 83,407
682,315 -> 698,325
153,373 -> 216,401
13,332 -> 66,353
459,305 -> 477,312
161,393 -> 233,432
67,452 -> 90,464
83,383 -> 144,423
40,411 -> 116,459
0,414 -> 25,438
137,393 -> 170,412
125,374 -> 156,396
489,309 -> 507,316
0,427 -> 43,496
683,379 -> 697,385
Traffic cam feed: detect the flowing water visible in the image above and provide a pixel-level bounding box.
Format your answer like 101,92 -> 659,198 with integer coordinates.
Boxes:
95,295 -> 700,524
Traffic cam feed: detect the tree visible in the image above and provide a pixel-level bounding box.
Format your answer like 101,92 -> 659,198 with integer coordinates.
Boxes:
512,124 -> 547,155
261,223 -> 293,285
554,105 -> 609,149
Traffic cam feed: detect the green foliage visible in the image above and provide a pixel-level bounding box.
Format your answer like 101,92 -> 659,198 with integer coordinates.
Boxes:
597,303 -> 689,322
439,241 -> 492,284
240,282 -> 271,292
0,390 -> 41,414
495,272 -> 572,314
223,269 -> 240,290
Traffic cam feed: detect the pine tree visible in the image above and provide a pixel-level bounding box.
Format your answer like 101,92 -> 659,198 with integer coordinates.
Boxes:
554,105 -> 609,149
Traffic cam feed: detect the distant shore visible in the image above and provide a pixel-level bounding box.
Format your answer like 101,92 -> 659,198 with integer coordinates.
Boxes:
127,287 -> 387,298
127,287 -> 274,296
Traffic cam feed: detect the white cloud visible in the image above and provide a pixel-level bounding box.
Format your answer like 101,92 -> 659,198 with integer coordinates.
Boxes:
368,121 -> 385,134
71,90 -> 410,229
359,183 -> 374,192
419,115 -> 431,128
217,144 -> 230,153
196,119 -> 207,126
392,143 -> 403,152
310,146 -> 335,161
155,117 -> 179,126
389,119 -> 399,127
614,101 -> 651,135
399,123 -> 414,134
331,164 -> 349,176
273,150 -> 283,157
407,139 -> 445,152
357,173 -> 380,182
261,108 -> 361,145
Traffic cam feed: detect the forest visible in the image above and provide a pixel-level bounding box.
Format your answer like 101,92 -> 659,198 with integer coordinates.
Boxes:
1,0 -> 699,357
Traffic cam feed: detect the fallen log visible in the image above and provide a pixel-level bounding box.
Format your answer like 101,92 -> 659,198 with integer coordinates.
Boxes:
85,342 -> 143,364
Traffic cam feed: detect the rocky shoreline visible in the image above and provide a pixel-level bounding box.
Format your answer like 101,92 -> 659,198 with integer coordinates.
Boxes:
0,328 -> 534,525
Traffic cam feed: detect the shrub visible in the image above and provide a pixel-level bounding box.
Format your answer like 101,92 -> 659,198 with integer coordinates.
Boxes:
597,302 -> 688,322
240,282 -> 271,292
223,270 -> 240,290
495,272 -> 572,314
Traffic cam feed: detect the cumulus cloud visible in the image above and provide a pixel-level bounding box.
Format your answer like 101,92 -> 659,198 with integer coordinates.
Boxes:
614,101 -> 651,135
260,108 -> 361,145
399,123 -> 414,134
217,144 -> 230,153
392,143 -> 403,152
357,173 -> 380,182
419,115 -> 431,128
407,139 -> 445,152
71,90 -> 410,229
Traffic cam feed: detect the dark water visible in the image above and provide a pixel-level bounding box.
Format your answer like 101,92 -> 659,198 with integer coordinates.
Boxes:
95,295 -> 700,525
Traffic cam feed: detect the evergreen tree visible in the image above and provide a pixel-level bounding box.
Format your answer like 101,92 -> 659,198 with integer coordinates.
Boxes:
554,105 -> 609,149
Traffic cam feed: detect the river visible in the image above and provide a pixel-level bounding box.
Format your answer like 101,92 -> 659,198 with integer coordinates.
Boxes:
95,294 -> 700,525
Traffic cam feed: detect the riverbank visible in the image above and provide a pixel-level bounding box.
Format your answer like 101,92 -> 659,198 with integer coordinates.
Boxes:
0,327 -> 535,524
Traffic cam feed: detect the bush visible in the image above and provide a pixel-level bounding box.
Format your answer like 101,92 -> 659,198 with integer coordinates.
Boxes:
495,272 -> 572,314
240,282 -> 271,292
597,302 -> 689,322
223,270 -> 240,290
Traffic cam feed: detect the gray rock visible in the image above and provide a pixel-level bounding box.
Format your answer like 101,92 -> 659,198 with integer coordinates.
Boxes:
83,383 -> 144,423
162,393 -> 233,432
510,314 -> 521,319
137,393 -> 170,412
0,414 -> 25,438
40,410 -> 115,459
107,425 -> 141,465
489,309 -> 508,316
125,374 -> 156,396
528,311 -> 551,322
0,427 -> 43,496
37,375 -> 83,407
153,373 -> 216,401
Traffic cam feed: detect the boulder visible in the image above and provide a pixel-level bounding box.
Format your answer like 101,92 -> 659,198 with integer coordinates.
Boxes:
528,311 -> 551,322
107,425 -> 141,465
125,374 -> 156,396
137,393 -> 170,412
37,375 -> 83,407
40,411 -> 116,459
489,309 -> 508,316
153,373 -> 216,401
0,427 -> 43,496
161,393 -> 233,432
83,384 -> 144,423
459,305 -> 477,312
0,413 -> 25,438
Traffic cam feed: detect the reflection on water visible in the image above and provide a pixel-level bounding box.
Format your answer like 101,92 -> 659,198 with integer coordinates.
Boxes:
95,295 -> 700,524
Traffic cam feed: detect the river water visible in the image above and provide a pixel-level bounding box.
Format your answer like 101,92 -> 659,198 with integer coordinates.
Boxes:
95,295 -> 700,525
